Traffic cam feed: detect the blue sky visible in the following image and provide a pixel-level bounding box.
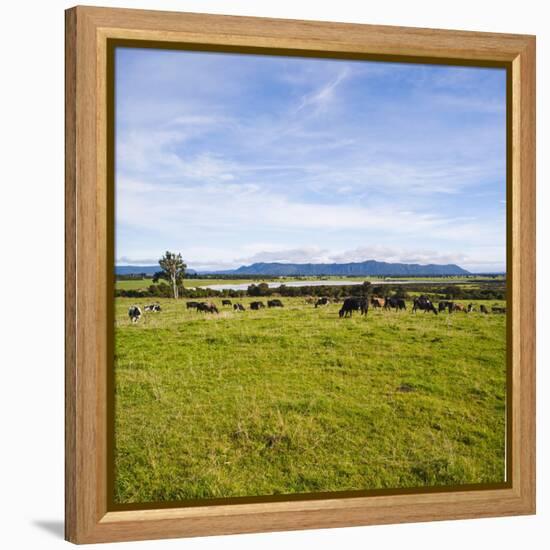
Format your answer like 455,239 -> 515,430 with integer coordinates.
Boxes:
115,47 -> 506,273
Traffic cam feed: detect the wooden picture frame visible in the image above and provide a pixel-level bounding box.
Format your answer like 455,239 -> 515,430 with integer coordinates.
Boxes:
65,5 -> 536,544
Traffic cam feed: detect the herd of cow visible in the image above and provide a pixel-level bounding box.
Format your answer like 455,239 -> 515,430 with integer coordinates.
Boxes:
127,299 -> 284,322
127,295 -> 506,323
312,295 -> 506,317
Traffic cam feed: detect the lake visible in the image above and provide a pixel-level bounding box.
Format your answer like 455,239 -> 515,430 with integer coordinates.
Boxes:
202,279 -> 475,292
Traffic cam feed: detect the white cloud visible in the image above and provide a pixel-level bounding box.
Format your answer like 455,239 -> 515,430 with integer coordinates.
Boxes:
295,67 -> 350,114
116,176 -> 467,235
116,176 -> 505,272
123,244 -> 504,273
117,130 -> 238,183
116,256 -> 159,265
237,247 -> 330,264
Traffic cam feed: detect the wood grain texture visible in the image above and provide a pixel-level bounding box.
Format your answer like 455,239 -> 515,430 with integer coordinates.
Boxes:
65,5 -> 536,544
515,36 -> 536,507
64,7 -> 77,543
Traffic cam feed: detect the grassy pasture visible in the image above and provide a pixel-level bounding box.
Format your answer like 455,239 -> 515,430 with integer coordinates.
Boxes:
114,296 -> 506,504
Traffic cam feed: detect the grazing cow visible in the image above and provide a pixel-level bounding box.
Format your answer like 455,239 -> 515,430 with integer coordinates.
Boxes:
315,297 -> 330,308
492,306 -> 506,314
396,298 -> 406,311
452,303 -> 467,313
467,303 -> 475,313
186,301 -> 200,309
371,296 -> 386,309
267,299 -> 284,308
438,301 -> 452,313
386,297 -> 406,311
250,301 -> 265,310
480,305 -> 489,314
222,299 -> 232,306
339,297 -> 368,318
412,295 -> 438,315
233,303 -> 245,311
128,305 -> 142,323
144,303 -> 161,312
196,302 -> 218,314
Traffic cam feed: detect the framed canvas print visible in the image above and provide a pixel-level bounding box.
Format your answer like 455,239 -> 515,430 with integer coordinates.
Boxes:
65,6 -> 536,544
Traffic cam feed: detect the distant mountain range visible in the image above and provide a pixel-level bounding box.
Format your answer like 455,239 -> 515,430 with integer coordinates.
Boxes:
211,260 -> 470,276
115,260 -> 469,277
116,265 -> 158,276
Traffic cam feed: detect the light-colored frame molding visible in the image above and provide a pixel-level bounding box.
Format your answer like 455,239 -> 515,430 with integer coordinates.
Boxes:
65,5 -> 536,544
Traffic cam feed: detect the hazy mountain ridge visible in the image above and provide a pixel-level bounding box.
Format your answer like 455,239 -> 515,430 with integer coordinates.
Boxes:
116,260 -> 469,276
212,260 -> 470,276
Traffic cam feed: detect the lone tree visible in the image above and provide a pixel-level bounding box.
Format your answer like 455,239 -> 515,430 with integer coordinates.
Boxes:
153,251 -> 187,299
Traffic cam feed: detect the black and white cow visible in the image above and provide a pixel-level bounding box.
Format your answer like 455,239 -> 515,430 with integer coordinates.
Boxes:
128,305 -> 142,323
144,303 -> 161,312
412,295 -> 438,315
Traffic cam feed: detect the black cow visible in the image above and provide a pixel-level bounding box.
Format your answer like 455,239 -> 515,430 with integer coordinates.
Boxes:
233,303 -> 245,311
128,305 -> 142,323
267,299 -> 284,308
250,301 -> 265,310
315,297 -> 330,308
412,295 -> 438,315
186,301 -> 200,309
339,297 -> 368,318
438,301 -> 452,313
480,305 -> 489,314
386,297 -> 406,311
144,303 -> 161,312
222,299 -> 232,306
196,302 -> 219,314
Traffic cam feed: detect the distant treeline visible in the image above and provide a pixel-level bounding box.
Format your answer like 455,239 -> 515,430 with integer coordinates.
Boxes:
115,281 -> 505,301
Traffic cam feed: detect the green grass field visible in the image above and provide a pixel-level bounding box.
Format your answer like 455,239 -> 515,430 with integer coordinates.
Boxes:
114,296 -> 507,503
